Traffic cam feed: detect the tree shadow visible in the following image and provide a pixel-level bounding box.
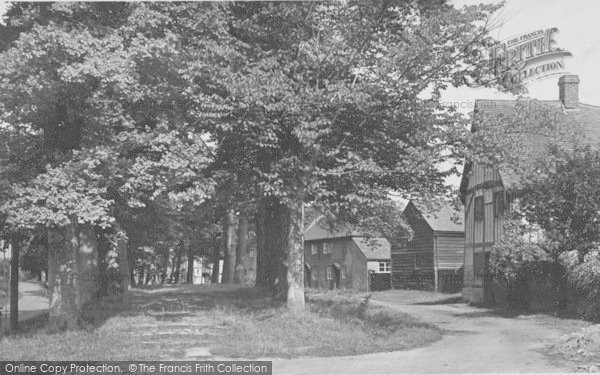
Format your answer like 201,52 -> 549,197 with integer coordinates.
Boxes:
448,303 -> 577,321
82,284 -> 279,327
414,296 -> 465,305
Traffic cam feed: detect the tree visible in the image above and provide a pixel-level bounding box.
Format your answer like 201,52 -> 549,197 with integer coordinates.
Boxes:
233,213 -> 249,284
0,2 -> 227,328
215,0 -> 509,309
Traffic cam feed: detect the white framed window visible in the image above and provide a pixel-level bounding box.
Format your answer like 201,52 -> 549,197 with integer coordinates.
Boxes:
341,265 -> 346,279
326,266 -> 332,280
379,261 -> 390,272
323,242 -> 331,254
311,243 -> 317,255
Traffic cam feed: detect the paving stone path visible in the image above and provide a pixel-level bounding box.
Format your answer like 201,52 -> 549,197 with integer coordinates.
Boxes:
125,320 -> 226,359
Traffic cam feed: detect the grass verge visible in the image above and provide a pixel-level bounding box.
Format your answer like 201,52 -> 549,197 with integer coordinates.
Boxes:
549,324 -> 600,371
0,285 -> 441,360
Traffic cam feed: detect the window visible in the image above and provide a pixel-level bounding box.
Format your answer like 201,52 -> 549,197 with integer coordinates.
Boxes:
474,196 -> 484,221
414,254 -> 424,270
341,265 -> 346,279
311,243 -> 317,255
379,261 -> 390,272
493,191 -> 505,217
326,266 -> 333,280
323,242 -> 331,254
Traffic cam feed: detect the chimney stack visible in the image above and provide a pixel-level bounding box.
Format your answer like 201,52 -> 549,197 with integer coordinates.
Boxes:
558,75 -> 579,109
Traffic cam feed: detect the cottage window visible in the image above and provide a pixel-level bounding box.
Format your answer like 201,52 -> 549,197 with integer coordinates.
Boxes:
493,191 -> 505,217
474,196 -> 484,221
414,254 -> 425,269
323,242 -> 331,254
326,266 -> 333,280
311,243 -> 317,255
341,265 -> 346,279
379,261 -> 390,272
506,192 -> 513,213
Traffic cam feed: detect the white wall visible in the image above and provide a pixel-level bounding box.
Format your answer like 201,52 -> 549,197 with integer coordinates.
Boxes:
367,260 -> 390,274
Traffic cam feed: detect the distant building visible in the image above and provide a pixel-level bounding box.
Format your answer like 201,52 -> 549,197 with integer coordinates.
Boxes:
0,240 -> 10,260
392,200 -> 464,292
304,218 -> 391,292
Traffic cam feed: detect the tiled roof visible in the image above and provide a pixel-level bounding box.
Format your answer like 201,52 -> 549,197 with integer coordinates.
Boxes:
475,99 -> 600,149
408,200 -> 464,233
353,237 -> 391,260
304,217 -> 359,241
466,99 -> 600,190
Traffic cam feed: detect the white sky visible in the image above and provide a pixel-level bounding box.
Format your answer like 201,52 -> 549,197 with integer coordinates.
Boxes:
448,0 -> 600,106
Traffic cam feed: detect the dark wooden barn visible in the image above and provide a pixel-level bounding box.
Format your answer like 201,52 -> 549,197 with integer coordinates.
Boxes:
392,200 -> 464,292
460,75 -> 600,304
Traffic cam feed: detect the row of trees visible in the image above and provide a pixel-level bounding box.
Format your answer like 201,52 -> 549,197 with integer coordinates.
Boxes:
0,1 -> 512,329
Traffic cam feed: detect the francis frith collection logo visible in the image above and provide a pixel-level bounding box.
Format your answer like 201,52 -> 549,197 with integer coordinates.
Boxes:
489,27 -> 573,84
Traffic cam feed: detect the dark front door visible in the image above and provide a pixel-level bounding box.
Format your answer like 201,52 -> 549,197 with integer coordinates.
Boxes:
330,265 -> 340,290
483,251 -> 494,304
304,264 -> 311,288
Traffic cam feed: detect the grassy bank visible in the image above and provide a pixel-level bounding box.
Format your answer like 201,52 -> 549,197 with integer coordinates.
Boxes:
0,285 -> 440,360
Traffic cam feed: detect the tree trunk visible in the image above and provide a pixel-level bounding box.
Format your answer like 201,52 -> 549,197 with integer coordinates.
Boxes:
160,249 -> 169,285
272,203 -> 289,300
256,197 -> 284,290
9,233 -> 20,332
210,233 -> 221,284
186,242 -> 194,284
173,243 -> 183,284
75,224 -> 100,307
221,210 -> 237,284
139,264 -> 146,286
115,225 -> 130,293
233,214 -> 248,284
286,201 -> 305,311
255,200 -> 268,287
47,222 -> 80,330
96,229 -> 110,297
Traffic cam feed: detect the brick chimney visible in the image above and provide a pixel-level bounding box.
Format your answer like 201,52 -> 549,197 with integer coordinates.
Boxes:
558,75 -> 579,109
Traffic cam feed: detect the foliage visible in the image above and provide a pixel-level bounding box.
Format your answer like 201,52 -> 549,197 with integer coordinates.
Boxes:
520,145 -> 600,257
488,137 -> 600,312
489,210 -> 548,278
219,0 -> 511,219
0,3 -> 224,232
561,248 -> 600,302
0,2 -> 522,304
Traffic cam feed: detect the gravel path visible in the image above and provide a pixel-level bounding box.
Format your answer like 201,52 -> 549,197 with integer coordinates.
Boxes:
273,294 -> 585,374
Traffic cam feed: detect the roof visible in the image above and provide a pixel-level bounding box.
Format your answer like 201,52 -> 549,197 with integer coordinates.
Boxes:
406,200 -> 464,233
304,217 -> 359,241
461,97 -> 600,195
353,237 -> 391,260
474,99 -> 600,149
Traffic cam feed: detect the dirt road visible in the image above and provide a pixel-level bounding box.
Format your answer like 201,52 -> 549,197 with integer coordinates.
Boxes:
1,281 -> 48,324
273,295 -> 585,374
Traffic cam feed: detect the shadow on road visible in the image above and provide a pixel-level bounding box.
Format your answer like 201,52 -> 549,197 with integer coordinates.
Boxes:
415,296 -> 465,305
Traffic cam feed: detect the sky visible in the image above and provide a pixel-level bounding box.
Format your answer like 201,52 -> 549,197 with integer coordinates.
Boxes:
447,0 -> 600,107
